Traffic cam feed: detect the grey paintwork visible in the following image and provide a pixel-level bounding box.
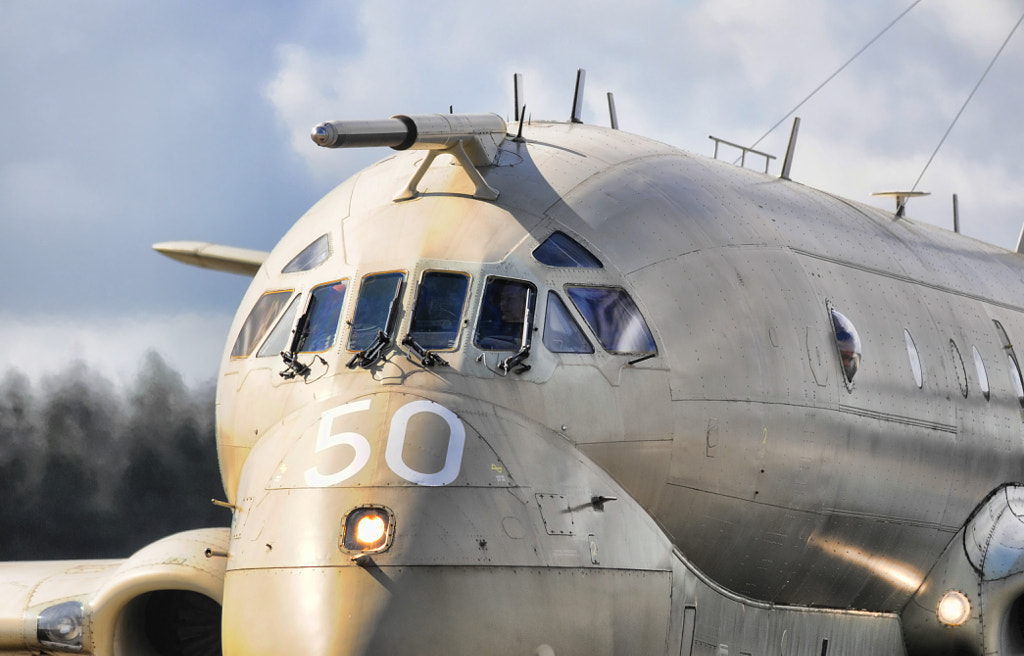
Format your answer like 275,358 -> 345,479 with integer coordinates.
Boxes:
210,120 -> 1024,654
4,116 -> 1022,655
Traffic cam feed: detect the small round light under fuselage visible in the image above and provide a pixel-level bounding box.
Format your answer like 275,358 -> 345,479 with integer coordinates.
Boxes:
342,506 -> 394,553
937,590 -> 971,626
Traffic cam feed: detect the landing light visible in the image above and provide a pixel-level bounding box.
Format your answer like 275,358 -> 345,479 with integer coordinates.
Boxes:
937,590 -> 971,626
37,601 -> 84,652
342,506 -> 394,553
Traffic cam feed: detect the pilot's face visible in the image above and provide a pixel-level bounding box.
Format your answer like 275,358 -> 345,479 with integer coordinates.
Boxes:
499,286 -> 526,321
841,349 -> 860,380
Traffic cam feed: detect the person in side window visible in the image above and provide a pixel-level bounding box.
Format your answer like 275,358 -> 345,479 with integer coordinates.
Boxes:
499,284 -> 526,331
831,309 -> 861,381
839,344 -> 860,380
476,278 -> 533,349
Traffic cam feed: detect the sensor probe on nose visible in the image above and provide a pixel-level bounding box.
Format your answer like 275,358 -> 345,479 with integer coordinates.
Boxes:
310,113 -> 508,201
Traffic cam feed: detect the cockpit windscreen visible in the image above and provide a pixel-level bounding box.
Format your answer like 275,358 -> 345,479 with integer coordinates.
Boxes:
348,272 -> 405,352
475,277 -> 536,351
566,286 -> 656,354
408,272 -> 470,350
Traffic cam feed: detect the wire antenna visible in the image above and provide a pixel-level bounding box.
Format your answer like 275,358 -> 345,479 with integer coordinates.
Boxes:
901,10 -> 1024,215
746,0 -> 921,154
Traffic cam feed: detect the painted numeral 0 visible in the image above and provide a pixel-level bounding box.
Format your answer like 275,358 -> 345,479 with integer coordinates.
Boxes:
305,399 -> 465,487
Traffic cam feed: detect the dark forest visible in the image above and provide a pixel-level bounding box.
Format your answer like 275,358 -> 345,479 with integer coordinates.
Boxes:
0,351 -> 229,560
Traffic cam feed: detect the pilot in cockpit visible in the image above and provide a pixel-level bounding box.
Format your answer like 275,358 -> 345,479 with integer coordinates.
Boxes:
475,278 -> 533,349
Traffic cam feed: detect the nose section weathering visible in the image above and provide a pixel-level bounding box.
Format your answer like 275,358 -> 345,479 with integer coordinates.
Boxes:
221,391 -> 674,655
220,391 -> 509,654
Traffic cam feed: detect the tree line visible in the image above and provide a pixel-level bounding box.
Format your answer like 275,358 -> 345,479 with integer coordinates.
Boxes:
0,352 -> 228,560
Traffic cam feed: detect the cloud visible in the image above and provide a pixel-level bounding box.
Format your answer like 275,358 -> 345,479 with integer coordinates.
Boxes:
3,0 -> 1024,383
0,312 -> 234,388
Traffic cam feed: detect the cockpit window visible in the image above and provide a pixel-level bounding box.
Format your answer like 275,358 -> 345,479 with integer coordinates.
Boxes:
295,280 -> 348,353
533,231 -> 603,268
408,272 -> 470,351
475,278 -> 536,351
256,295 -> 302,358
282,234 -> 331,273
230,291 -> 292,358
830,309 -> 862,383
543,292 -> 593,353
566,286 -> 656,354
348,272 -> 405,352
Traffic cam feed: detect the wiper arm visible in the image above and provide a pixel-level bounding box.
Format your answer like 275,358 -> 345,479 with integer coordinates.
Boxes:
500,287 -> 533,375
347,331 -> 390,369
279,350 -> 312,379
500,345 -> 530,375
402,334 -> 450,368
280,295 -> 318,378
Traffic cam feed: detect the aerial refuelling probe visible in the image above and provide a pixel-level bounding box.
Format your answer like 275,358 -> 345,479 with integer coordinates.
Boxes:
310,113 -> 509,200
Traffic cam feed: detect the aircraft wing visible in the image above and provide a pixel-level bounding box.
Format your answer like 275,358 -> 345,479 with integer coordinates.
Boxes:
0,528 -> 227,655
152,240 -> 269,276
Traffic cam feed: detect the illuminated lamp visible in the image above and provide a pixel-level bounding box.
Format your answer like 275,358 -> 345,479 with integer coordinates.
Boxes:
937,590 -> 971,626
342,506 -> 394,553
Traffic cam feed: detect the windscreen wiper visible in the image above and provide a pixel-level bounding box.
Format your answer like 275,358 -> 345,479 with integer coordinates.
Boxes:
279,351 -> 312,379
501,288 -> 533,375
347,331 -> 389,369
402,334 -> 450,368
280,295 -> 317,379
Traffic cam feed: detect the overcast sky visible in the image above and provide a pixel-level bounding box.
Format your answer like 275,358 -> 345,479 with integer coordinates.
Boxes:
2,0 -> 1022,385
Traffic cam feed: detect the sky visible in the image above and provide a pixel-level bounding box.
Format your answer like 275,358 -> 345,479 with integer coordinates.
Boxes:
2,0 -> 1023,387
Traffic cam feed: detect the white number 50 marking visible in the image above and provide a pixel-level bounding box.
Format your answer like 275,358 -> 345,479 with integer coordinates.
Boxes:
304,399 -> 465,487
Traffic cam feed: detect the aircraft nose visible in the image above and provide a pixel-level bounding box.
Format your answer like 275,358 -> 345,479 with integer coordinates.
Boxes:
219,391 -> 675,655
218,391 -> 499,654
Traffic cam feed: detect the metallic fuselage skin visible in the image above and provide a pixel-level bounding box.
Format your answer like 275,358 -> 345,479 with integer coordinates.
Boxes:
214,122 -> 1024,654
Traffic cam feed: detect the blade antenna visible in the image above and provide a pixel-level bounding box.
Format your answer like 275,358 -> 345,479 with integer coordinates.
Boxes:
514,73 -> 525,121
515,105 -> 527,142
607,92 -> 619,130
570,68 -> 586,124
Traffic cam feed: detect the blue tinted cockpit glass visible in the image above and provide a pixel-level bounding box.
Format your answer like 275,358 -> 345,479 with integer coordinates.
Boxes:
409,272 -> 470,350
282,234 -> 331,273
543,292 -> 593,354
296,280 -> 348,353
566,286 -> 656,354
231,291 -> 292,358
256,295 -> 302,358
532,231 -> 603,268
475,278 -> 536,351
348,272 -> 405,352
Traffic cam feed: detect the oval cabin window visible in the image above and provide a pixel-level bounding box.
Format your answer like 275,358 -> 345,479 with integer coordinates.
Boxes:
973,345 -> 991,401
904,329 -> 923,389
950,340 -> 968,398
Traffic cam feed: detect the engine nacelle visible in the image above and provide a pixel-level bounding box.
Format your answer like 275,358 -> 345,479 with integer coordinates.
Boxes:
902,486 -> 1024,655
0,528 -> 227,655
